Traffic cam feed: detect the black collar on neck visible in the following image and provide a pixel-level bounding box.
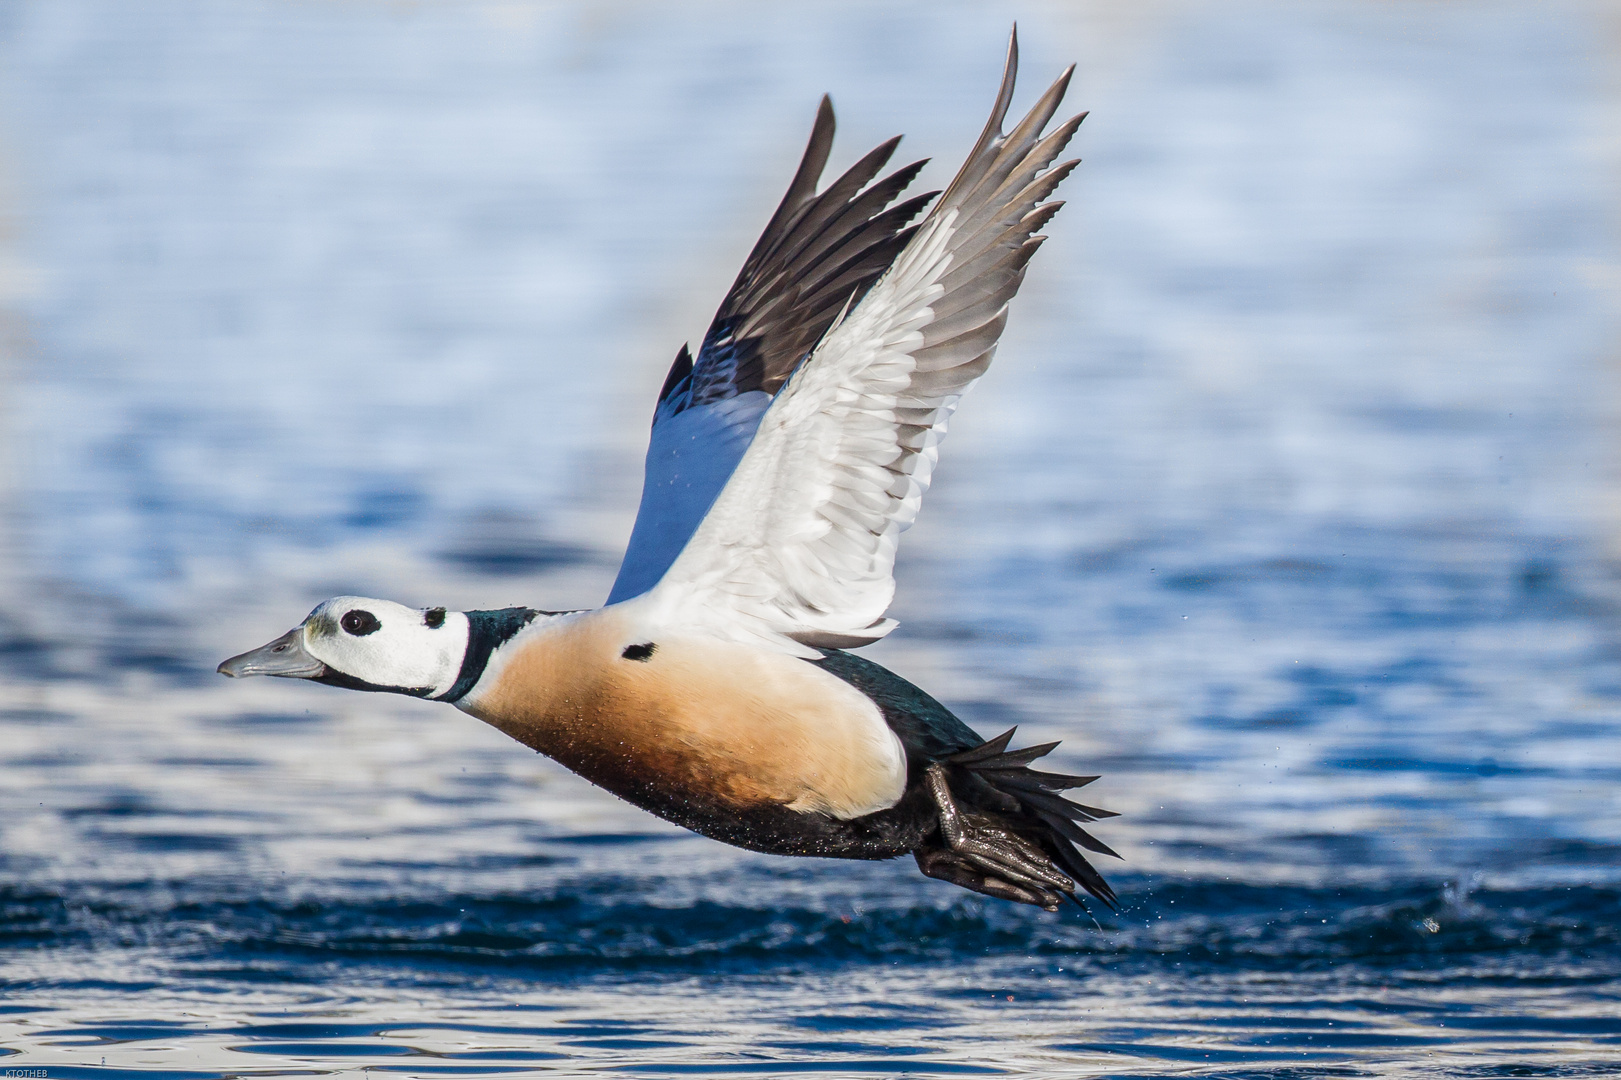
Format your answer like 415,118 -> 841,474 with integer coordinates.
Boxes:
435,607 -> 541,703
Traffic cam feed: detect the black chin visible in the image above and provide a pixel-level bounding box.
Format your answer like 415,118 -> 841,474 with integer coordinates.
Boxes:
312,669 -> 435,698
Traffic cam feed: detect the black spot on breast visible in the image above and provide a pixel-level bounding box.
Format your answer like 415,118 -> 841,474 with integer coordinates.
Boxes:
621,642 -> 657,662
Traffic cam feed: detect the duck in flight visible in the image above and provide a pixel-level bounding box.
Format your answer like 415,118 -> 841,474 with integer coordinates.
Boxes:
220,32 -> 1119,912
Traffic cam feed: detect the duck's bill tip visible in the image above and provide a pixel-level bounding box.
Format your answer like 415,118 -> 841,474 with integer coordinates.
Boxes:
217,628 -> 325,679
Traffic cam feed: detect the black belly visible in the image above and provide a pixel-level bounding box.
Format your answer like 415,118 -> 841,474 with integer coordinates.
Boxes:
615,771 -> 940,861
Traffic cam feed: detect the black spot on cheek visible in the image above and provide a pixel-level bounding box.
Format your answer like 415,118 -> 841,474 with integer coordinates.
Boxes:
621,642 -> 657,662
424,607 -> 446,629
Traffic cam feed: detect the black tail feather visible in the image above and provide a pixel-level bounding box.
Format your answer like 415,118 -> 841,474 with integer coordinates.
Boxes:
947,727 -> 1017,765
954,769 -> 1023,815
1015,787 -> 1113,828
970,740 -> 1060,769
988,767 -> 1100,790
1066,802 -> 1118,820
943,728 -> 1120,909
1004,784 -> 1116,825
1045,832 -> 1119,909
982,770 -> 1107,806
1033,808 -> 1122,859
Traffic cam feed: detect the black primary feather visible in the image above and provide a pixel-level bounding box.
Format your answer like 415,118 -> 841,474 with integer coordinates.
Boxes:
658,97 -> 937,415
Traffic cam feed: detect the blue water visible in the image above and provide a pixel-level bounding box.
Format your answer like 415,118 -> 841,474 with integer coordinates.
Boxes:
2,1 -> 1620,1075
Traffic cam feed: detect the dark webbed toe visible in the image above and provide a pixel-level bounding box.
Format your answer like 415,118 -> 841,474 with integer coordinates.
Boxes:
914,849 -> 1062,911
953,811 -> 1077,894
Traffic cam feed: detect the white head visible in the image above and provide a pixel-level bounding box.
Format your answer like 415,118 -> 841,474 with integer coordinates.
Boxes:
303,596 -> 473,696
219,596 -> 473,699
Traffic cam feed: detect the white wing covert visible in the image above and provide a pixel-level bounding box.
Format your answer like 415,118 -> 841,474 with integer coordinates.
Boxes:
647,35 -> 1084,655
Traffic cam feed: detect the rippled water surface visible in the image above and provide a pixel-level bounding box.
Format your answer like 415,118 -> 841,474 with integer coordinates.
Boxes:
2,1 -> 1620,1076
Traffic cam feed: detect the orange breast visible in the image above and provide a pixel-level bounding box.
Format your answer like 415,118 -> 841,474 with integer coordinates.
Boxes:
459,610 -> 906,821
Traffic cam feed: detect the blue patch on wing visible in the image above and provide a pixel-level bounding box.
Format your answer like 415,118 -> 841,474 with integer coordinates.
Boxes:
606,389 -> 772,603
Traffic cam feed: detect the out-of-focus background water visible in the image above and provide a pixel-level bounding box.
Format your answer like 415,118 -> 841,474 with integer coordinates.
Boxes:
1,0 -> 1619,1075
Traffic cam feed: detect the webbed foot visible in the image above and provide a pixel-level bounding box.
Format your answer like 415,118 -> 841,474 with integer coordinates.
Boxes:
916,762 -> 1075,911
914,848 -> 1064,910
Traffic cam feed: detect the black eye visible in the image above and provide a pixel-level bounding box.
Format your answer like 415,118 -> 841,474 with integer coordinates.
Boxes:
341,610 -> 381,636
424,607 -> 446,629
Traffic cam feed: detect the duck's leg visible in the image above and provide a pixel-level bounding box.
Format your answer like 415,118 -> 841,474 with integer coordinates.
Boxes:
920,763 -> 1074,910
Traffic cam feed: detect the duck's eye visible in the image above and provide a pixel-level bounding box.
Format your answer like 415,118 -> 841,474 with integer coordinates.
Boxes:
424,607 -> 446,629
341,610 -> 381,636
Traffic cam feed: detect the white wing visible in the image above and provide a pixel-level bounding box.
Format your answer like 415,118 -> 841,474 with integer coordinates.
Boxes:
645,34 -> 1084,654
606,101 -> 935,604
